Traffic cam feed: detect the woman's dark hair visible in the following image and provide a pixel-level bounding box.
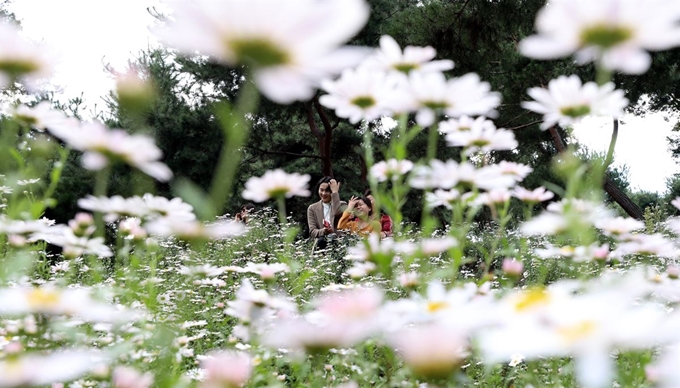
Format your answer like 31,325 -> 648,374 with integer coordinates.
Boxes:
240,203 -> 255,212
315,176 -> 334,193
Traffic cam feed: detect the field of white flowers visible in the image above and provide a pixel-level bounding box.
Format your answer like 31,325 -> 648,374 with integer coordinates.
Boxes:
4,0 -> 680,387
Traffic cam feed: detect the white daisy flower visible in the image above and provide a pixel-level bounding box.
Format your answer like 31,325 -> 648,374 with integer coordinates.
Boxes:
10,102 -> 79,132
445,121 -> 517,154
320,67 -> 410,123
242,169 -> 310,202
425,189 -> 461,209
522,75 -> 628,130
520,0 -> 680,74
408,72 -> 501,127
370,158 -> 414,182
0,350 -> 105,387
154,0 -> 370,104
51,122 -> 172,182
360,35 -> 454,75
0,21 -> 53,89
513,186 -> 555,203
595,216 -> 645,237
438,115 -> 495,134
409,159 -> 461,189
146,219 -> 245,241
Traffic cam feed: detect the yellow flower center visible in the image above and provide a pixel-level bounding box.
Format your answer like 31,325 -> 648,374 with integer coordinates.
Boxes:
426,300 -> 449,313
229,38 -> 290,68
27,288 -> 61,309
513,288 -> 550,312
557,320 -> 597,344
351,96 -> 376,109
0,60 -> 41,77
393,63 -> 419,73
580,24 -> 633,49
560,105 -> 591,118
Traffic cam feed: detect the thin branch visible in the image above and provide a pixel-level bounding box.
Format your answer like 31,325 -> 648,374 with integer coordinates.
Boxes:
245,146 -> 322,160
506,120 -> 543,131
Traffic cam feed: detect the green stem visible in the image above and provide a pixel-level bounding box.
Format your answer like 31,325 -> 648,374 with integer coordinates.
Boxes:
93,167 -> 111,238
276,196 -> 287,225
426,123 -> 439,162
208,76 -> 260,217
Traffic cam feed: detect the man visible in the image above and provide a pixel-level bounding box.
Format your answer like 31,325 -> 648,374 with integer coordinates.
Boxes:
307,176 -> 346,249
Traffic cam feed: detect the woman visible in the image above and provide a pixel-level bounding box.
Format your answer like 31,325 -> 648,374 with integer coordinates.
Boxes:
307,176 -> 346,249
337,196 -> 380,237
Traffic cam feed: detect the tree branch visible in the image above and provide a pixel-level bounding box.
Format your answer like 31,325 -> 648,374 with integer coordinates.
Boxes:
305,100 -> 323,139
245,146 -> 322,160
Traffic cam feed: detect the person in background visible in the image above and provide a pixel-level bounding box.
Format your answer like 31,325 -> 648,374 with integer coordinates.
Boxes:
235,203 -> 255,224
365,190 -> 393,239
338,195 -> 380,237
307,176 -> 346,249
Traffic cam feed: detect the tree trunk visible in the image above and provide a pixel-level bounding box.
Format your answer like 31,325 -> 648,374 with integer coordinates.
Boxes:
547,127 -> 644,220
305,97 -> 335,177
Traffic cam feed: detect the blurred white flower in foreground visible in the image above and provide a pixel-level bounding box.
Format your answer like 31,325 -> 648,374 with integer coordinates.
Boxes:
370,158 -> 414,182
520,0 -> 680,74
200,351 -> 252,388
9,102 -> 78,132
0,286 -> 139,323
112,366 -> 154,388
0,21 -> 53,89
522,75 -> 628,130
389,324 -> 468,379
0,350 -> 105,387
242,169 -> 310,202
50,122 -> 172,182
360,35 -> 454,75
155,0 -> 370,103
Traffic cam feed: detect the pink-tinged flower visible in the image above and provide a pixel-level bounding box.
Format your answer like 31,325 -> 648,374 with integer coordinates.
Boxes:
315,287 -> 383,321
520,0 -> 680,74
320,67 -> 411,124
390,324 -> 468,379
155,0 -> 370,104
112,366 -> 154,388
264,288 -> 383,353
200,351 -> 252,388
522,75 -> 628,130
502,259 -> 524,278
360,35 -> 454,75
369,158 -> 414,182
50,122 -> 172,182
242,169 -> 310,202
0,21 -> 53,89
513,186 -> 554,203
667,266 -> 680,280
0,350 -> 105,387
407,72 -> 501,127
398,272 -> 420,288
